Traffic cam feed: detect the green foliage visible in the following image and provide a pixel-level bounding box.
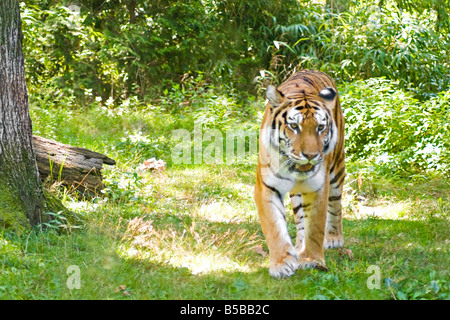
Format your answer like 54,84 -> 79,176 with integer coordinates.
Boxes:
392,0 -> 450,33
21,1 -> 450,101
21,0 -> 301,101
21,3 -> 123,104
342,78 -> 450,177
264,1 -> 449,95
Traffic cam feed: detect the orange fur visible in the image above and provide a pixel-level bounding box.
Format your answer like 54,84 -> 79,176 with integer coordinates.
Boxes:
255,70 -> 345,278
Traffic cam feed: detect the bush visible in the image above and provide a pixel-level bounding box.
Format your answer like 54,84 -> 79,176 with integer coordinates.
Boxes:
342,78 -> 450,176
264,1 -> 450,96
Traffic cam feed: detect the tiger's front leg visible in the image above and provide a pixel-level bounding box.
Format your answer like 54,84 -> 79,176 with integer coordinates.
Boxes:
254,180 -> 298,278
297,183 -> 329,270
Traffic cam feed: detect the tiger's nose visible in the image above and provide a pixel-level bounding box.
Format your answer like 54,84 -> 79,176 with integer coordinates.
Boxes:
302,152 -> 319,160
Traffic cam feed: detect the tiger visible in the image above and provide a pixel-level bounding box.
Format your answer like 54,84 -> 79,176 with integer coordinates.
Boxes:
254,69 -> 345,278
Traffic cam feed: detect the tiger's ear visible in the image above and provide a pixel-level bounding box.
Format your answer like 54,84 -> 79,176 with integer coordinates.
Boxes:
266,85 -> 285,108
319,87 -> 337,103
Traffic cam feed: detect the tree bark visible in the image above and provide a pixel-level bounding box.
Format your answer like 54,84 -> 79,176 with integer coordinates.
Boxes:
128,0 -> 137,24
0,0 -> 44,229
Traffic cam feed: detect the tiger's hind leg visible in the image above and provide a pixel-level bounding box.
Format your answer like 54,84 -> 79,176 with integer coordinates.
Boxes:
296,189 -> 328,270
324,167 -> 345,249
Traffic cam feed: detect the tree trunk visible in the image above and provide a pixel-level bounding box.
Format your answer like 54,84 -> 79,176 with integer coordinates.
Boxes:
0,0 -> 44,229
128,0 -> 137,24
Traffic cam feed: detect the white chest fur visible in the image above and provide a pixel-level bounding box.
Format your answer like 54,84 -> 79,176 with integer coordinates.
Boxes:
290,164 -> 326,194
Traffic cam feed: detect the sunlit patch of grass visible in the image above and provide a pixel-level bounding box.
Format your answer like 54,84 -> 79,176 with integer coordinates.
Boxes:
344,163 -> 449,221
195,200 -> 247,223
344,199 -> 414,220
118,216 -> 263,276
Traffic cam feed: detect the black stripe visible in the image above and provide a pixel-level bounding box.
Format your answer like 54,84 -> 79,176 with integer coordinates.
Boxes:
287,251 -> 297,258
308,100 -> 321,107
330,167 -> 345,184
333,158 -> 346,177
293,203 -> 311,214
262,181 -> 283,203
272,104 -> 287,122
323,124 -> 333,153
329,162 -> 335,174
281,110 -> 288,123
293,205 -> 301,214
328,195 -> 342,202
271,119 -> 277,130
271,108 -> 287,131
328,210 -> 340,216
301,76 -> 315,86
279,136 -> 288,145
334,174 -> 346,189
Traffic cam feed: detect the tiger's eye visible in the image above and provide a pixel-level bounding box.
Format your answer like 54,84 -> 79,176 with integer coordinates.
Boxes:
318,124 -> 325,131
290,123 -> 298,130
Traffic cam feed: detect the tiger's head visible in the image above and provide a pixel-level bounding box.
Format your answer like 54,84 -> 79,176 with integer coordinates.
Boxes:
265,85 -> 338,173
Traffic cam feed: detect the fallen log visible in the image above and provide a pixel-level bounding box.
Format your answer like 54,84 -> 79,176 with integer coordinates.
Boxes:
32,135 -> 116,195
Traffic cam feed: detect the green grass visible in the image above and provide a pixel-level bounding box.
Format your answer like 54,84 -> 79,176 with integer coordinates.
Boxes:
1,94 -> 448,300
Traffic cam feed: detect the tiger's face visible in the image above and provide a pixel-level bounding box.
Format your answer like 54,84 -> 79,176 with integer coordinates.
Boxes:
266,85 -> 338,173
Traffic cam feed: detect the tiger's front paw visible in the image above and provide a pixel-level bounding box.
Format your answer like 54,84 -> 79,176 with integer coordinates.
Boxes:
269,253 -> 298,278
